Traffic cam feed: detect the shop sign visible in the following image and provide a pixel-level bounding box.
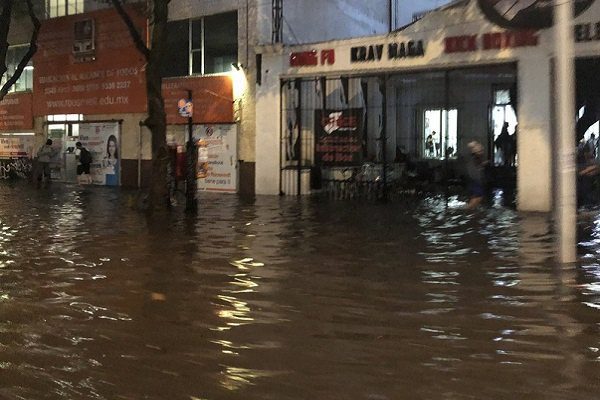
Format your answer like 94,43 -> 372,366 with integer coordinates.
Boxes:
350,40 -> 425,63
33,7 -> 147,116
315,109 -> 363,166
0,93 -> 33,131
444,30 -> 539,53
290,49 -> 335,67
163,76 -> 233,124
178,98 -> 193,117
478,0 -> 595,30
575,21 -> 600,42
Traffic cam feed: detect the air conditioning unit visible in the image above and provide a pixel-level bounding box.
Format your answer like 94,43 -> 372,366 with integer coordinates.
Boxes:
73,19 -> 95,55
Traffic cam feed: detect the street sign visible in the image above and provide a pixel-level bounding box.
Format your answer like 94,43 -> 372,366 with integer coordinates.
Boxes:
177,98 -> 193,117
478,0 -> 595,29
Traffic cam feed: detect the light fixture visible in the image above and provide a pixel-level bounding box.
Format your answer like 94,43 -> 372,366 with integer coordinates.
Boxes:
231,62 -> 244,71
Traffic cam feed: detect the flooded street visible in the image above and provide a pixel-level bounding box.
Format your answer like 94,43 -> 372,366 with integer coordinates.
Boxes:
0,183 -> 599,400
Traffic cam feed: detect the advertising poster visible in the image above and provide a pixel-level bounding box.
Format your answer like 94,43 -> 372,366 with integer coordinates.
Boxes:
192,124 -> 237,193
78,122 -> 120,186
315,109 -> 363,166
0,135 -> 35,158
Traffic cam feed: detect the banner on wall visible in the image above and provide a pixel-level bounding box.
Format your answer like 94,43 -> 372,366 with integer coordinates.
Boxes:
33,7 -> 147,116
192,124 -> 237,193
0,135 -> 35,158
78,122 -> 120,186
0,93 -> 34,131
315,109 -> 363,166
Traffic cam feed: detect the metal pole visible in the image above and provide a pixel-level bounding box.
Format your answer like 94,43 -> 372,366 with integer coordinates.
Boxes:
381,75 -> 388,200
555,0 -> 576,263
296,78 -> 302,196
186,89 -> 198,213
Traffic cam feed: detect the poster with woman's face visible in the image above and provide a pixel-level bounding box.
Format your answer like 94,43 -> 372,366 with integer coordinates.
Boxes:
478,0 -> 595,29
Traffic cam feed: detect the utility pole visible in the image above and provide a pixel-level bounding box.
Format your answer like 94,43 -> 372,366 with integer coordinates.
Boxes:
555,0 -> 576,263
272,0 -> 283,43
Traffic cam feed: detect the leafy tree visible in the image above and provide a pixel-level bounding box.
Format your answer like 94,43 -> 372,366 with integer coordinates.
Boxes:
0,0 -> 41,101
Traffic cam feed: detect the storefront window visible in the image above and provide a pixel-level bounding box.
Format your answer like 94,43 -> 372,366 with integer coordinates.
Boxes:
422,108 -> 457,159
0,46 -> 33,93
162,11 -> 238,77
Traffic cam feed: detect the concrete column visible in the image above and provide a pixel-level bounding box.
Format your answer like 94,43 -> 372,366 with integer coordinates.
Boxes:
517,56 -> 553,212
255,52 -> 283,195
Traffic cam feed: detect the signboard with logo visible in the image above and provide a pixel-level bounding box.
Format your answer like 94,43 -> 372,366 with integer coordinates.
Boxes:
0,93 -> 33,131
163,76 -> 234,124
178,98 -> 193,117
33,7 -> 147,116
192,124 -> 237,192
477,0 -> 595,29
315,109 -> 363,166
78,121 -> 120,186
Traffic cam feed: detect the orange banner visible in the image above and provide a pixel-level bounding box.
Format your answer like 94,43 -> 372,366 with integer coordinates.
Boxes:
0,92 -> 33,131
163,76 -> 234,124
33,7 -> 147,116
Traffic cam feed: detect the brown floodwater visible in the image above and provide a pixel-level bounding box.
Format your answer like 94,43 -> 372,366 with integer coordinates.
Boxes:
0,183 -> 598,399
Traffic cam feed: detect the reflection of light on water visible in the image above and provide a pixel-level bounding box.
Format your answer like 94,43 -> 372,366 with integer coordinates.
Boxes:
219,366 -> 281,391
214,295 -> 254,331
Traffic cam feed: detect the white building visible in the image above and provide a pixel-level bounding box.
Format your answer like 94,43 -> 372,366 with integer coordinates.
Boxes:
255,0 -> 600,212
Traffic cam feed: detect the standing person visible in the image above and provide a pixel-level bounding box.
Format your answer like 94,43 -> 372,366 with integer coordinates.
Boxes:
36,139 -> 55,184
586,133 -> 597,159
76,141 -> 92,184
466,140 -> 488,209
426,133 -> 436,158
495,122 -> 511,166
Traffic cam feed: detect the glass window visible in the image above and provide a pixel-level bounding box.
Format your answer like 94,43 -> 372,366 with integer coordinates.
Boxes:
47,0 -> 105,18
0,46 -> 33,93
161,20 -> 190,78
162,11 -> 238,78
204,12 -> 238,74
422,108 -> 458,159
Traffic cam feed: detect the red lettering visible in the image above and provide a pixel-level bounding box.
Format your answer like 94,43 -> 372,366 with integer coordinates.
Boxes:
290,51 -> 318,67
320,49 -> 335,65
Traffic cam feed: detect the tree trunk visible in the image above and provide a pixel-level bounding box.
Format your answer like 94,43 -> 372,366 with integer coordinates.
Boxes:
145,0 -> 170,210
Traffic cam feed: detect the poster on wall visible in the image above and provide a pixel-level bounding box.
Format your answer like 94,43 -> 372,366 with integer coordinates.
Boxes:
315,109 -> 363,166
477,0 -> 595,29
0,135 -> 35,158
192,124 -> 237,193
78,122 -> 120,186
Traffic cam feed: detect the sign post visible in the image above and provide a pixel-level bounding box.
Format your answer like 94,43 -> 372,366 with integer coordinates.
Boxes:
180,92 -> 198,212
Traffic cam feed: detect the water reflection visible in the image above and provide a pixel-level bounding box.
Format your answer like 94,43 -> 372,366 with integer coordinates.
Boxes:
0,183 -> 600,399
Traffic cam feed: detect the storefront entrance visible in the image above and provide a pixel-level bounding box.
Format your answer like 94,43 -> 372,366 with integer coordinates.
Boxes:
280,64 -> 518,201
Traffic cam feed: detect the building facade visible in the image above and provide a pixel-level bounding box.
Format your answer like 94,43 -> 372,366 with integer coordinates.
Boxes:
0,0 -> 401,191
255,0 -> 600,212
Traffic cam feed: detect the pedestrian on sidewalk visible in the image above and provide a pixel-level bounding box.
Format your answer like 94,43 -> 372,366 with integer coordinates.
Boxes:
36,139 -> 55,184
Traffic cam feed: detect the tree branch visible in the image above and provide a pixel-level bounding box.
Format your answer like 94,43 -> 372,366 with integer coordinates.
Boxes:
0,0 -> 14,83
109,0 -> 150,61
0,0 -> 40,100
